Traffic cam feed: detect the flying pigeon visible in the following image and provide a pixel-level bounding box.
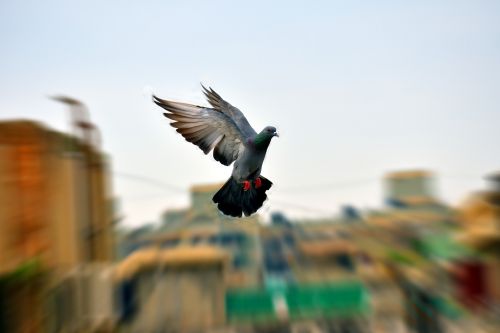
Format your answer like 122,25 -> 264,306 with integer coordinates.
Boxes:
152,85 -> 278,218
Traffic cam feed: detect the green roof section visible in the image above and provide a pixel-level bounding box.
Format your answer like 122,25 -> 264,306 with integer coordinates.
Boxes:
226,289 -> 277,323
286,281 -> 369,320
413,234 -> 474,260
226,281 -> 370,324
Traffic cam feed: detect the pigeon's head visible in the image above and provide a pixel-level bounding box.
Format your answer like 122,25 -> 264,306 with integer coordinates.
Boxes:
261,126 -> 279,138
253,126 -> 278,149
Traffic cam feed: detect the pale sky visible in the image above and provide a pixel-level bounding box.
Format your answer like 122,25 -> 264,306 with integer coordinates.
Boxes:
1,0 -> 499,227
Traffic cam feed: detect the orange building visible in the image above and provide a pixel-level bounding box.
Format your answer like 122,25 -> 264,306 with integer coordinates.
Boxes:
0,120 -> 115,274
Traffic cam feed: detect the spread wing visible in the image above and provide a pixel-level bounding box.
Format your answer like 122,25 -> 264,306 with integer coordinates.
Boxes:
201,84 -> 257,139
153,95 -> 244,166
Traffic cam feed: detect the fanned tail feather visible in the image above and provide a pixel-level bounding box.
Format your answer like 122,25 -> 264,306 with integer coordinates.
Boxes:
212,176 -> 272,217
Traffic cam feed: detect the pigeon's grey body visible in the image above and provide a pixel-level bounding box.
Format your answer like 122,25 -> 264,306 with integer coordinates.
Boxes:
153,85 -> 277,217
232,142 -> 265,182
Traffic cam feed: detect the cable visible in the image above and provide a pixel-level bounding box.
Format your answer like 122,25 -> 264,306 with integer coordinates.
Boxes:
113,170 -> 485,216
114,171 -> 185,193
276,178 -> 378,193
115,171 -> 381,194
114,171 -> 339,215
270,200 -> 336,215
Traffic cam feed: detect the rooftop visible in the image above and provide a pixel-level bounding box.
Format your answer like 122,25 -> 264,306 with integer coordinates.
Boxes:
115,246 -> 229,280
190,183 -> 224,193
385,170 -> 432,180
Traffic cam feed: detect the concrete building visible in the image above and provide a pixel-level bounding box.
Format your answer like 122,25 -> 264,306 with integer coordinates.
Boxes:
124,183 -> 263,288
365,170 -> 457,231
0,120 -> 115,272
115,246 -> 228,333
456,172 -> 500,309
384,170 -> 437,207
459,173 -> 500,251
0,120 -> 116,332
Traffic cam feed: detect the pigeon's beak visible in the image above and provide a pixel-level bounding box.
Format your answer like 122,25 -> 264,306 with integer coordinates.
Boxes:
274,132 -> 279,138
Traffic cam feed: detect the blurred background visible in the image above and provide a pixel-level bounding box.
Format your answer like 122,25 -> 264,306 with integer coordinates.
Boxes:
1,1 -> 499,332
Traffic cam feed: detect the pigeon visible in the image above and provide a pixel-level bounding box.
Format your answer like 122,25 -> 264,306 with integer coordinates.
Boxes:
153,85 -> 278,217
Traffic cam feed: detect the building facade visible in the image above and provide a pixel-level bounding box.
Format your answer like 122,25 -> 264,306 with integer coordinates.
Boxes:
0,120 -> 116,332
0,120 -> 115,272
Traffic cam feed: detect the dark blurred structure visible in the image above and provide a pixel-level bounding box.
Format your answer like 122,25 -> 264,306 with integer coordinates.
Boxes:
456,171 -> 500,311
115,246 -> 228,332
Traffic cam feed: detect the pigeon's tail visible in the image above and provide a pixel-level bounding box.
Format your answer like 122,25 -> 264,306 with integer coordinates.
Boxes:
213,176 -> 273,217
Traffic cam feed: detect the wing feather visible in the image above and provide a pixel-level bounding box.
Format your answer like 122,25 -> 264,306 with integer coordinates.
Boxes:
201,84 -> 257,138
176,124 -> 209,135
170,121 -> 208,129
164,113 -> 201,122
153,95 -> 245,164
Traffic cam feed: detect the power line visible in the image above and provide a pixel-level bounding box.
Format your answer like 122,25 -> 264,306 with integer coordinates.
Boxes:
114,172 -> 379,195
112,170 -> 485,215
114,171 -> 339,214
278,173 -> 485,193
277,178 -> 378,193
114,171 -> 185,193
115,171 -> 484,195
270,200 -> 336,215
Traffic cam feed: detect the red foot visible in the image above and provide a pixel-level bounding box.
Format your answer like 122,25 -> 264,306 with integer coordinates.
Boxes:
242,180 -> 251,191
254,177 -> 262,189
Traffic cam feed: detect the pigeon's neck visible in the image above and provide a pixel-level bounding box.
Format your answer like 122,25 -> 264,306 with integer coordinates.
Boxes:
252,133 -> 272,151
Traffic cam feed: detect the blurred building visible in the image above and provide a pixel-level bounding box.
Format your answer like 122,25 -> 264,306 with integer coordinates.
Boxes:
0,120 -> 115,272
368,170 -> 456,230
456,172 -> 500,309
124,183 -> 263,288
260,215 -> 297,289
0,120 -> 116,333
384,170 -> 436,207
459,172 -> 500,251
117,186 -> 373,332
115,246 -> 228,333
114,170 -> 500,332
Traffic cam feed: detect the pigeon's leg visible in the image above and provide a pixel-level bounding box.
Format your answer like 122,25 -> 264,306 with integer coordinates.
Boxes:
242,180 -> 251,191
254,177 -> 262,189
